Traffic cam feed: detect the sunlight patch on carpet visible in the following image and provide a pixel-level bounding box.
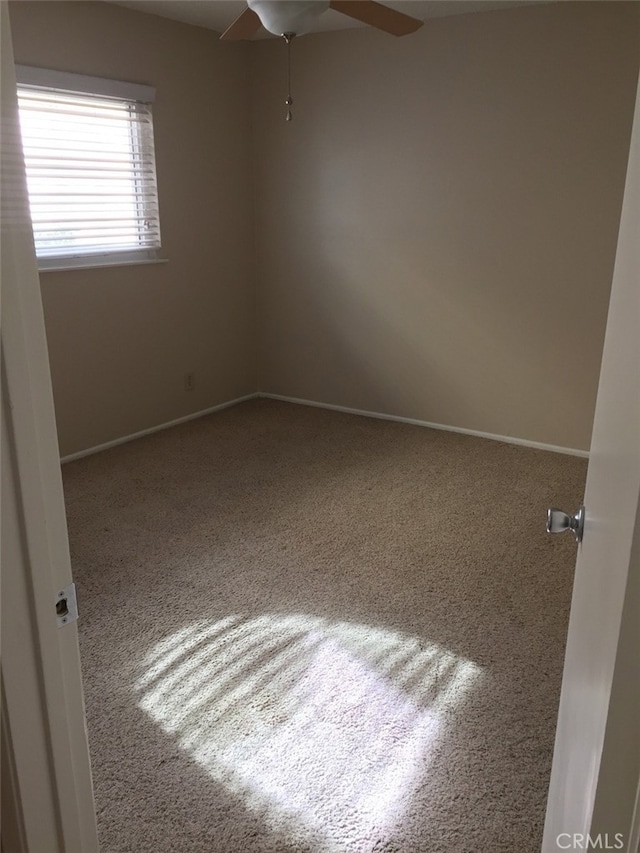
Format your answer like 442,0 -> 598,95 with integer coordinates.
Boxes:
135,614 -> 482,851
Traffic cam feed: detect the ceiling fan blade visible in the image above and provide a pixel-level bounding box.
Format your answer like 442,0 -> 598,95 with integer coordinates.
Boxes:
329,0 -> 423,36
220,6 -> 262,40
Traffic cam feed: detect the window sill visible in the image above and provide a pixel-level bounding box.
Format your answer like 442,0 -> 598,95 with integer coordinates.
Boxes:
38,257 -> 168,273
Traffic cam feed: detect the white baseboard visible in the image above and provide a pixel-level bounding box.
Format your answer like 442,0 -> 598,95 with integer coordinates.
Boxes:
61,390 -> 589,464
258,393 -> 590,458
60,394 -> 260,464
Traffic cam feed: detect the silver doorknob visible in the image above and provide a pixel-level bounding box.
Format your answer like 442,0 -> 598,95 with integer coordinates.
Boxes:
546,506 -> 585,543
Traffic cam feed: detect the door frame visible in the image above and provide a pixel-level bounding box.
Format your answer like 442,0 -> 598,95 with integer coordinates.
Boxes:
1,4 -> 99,851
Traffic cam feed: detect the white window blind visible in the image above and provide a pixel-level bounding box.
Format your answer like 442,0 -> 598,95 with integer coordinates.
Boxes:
16,69 -> 161,268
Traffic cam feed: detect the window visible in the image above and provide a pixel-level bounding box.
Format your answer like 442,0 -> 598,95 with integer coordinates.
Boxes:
16,66 -> 162,270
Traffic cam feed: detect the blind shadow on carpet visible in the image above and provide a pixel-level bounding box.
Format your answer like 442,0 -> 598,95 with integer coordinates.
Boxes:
135,613 -> 482,850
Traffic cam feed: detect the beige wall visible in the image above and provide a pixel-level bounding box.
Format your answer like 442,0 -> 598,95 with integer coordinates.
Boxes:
252,2 -> 639,451
9,1 -> 256,458
8,2 -> 639,456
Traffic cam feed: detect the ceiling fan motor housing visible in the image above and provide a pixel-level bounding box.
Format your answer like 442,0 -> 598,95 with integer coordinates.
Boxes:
247,0 -> 330,36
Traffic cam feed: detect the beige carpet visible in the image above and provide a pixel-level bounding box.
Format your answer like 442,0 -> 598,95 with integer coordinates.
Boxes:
63,399 -> 586,853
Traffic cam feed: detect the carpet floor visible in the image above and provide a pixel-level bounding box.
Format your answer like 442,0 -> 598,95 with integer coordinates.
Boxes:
63,399 -> 587,853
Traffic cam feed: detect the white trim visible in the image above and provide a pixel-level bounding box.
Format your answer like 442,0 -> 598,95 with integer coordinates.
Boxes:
61,391 -> 590,464
259,393 -> 590,458
629,773 -> 640,853
15,65 -> 155,103
39,257 -> 168,274
0,694 -> 28,853
60,394 -> 259,464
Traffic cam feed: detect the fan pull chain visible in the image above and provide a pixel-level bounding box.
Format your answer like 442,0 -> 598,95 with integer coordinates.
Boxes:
283,32 -> 295,121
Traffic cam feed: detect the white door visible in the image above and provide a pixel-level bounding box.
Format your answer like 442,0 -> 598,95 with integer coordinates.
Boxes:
542,74 -> 640,852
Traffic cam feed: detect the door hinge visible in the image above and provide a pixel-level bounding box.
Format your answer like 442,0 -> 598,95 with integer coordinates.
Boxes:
56,582 -> 78,627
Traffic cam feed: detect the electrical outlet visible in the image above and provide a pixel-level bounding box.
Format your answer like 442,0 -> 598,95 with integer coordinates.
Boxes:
184,372 -> 195,391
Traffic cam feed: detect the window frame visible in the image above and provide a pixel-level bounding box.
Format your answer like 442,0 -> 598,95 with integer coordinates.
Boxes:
15,65 -> 164,272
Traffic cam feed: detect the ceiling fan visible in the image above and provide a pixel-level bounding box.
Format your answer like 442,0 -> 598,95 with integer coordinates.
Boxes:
220,0 -> 424,40
223,1 -> 423,121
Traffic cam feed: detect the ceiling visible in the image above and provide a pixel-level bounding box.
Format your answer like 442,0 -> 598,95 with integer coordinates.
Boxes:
112,1 -> 549,38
